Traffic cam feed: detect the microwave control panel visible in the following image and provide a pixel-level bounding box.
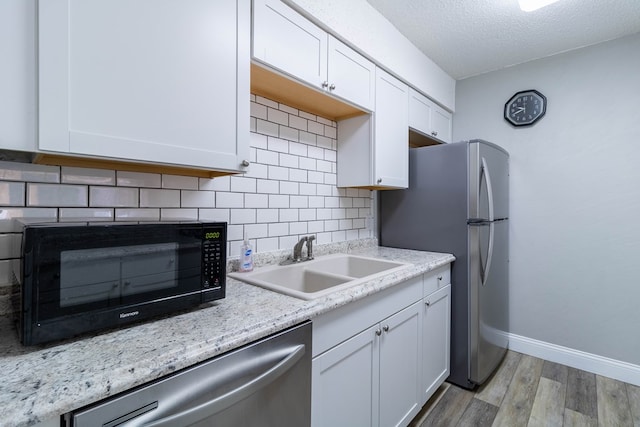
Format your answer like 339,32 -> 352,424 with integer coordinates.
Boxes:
202,227 -> 225,290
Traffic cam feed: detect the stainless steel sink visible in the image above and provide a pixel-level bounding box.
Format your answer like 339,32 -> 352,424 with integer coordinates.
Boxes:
228,254 -> 409,300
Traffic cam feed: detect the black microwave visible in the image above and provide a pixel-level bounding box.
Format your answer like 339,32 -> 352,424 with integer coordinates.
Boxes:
12,220 -> 226,346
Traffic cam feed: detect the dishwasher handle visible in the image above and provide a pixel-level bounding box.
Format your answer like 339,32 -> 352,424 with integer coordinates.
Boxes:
140,344 -> 306,427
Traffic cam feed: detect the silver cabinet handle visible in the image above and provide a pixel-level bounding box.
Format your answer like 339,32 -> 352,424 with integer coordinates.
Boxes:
375,329 -> 382,336
425,300 -> 431,307
382,325 -> 390,332
377,178 -> 382,184
329,83 -> 336,91
241,160 -> 250,167
140,345 -> 306,427
321,81 -> 329,89
431,131 -> 438,136
437,276 -> 443,281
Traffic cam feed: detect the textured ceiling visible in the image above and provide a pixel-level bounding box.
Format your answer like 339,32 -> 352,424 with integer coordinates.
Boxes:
365,0 -> 640,79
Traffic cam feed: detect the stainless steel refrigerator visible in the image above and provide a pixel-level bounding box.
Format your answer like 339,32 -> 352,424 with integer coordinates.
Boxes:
379,139 -> 509,389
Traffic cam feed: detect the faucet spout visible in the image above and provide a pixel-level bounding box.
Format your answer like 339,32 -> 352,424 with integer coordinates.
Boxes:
306,235 -> 316,260
292,236 -> 308,262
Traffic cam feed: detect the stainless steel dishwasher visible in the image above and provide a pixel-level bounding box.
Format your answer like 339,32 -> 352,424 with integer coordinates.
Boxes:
65,322 -> 311,427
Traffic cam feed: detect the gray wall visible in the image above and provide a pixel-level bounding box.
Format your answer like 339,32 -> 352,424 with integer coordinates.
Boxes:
453,33 -> 640,366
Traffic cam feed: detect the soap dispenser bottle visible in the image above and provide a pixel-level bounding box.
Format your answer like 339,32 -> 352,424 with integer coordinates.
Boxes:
239,233 -> 254,272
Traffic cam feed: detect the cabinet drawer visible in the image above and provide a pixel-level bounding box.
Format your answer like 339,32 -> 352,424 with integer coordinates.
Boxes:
423,265 -> 450,297
313,275 -> 422,357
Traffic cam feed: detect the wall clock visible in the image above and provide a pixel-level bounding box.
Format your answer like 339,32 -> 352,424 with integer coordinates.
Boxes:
504,90 -> 547,127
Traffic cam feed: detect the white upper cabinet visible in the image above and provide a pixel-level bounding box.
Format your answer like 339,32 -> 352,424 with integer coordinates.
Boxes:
337,68 -> 408,189
0,1 -> 36,153
252,0 -> 375,111
409,88 -> 452,144
38,0 -> 250,173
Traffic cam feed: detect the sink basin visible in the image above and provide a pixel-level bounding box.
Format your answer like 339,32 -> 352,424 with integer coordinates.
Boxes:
228,254 -> 409,300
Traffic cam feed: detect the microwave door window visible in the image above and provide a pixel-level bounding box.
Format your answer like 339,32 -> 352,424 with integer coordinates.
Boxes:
120,243 -> 179,296
60,248 -> 121,307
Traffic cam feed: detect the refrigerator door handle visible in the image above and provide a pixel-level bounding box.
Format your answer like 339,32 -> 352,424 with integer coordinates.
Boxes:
482,222 -> 495,286
481,157 -> 495,222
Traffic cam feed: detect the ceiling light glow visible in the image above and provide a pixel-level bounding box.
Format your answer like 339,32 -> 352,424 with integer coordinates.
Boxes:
518,0 -> 561,12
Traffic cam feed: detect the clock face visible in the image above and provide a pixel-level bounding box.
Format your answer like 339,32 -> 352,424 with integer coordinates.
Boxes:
504,90 -> 546,127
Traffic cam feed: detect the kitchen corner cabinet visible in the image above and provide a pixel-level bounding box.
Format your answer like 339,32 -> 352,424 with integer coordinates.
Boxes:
38,0 -> 250,174
252,0 -> 375,111
409,88 -> 453,144
337,68 -> 409,189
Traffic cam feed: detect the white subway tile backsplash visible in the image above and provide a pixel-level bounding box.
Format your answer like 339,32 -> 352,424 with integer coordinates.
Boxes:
346,208 -> 360,219
244,223 -> 268,239
324,125 -> 337,139
257,237 -> 279,253
317,208 -> 332,220
299,209 -> 316,221
139,189 -> 179,208
0,182 -> 25,206
255,95 -> 278,108
279,209 -> 299,222
115,208 -> 160,221
332,230 -> 347,242
339,219 -> 353,230
268,195 -> 289,208
256,119 -> 279,137
346,229 -> 359,240
268,222 -> 289,237
250,116 -> 257,132
324,173 -> 337,185
308,196 -> 324,208
289,115 -> 308,131
353,218 -> 365,228
230,177 -> 257,193
299,131 -> 316,145
279,126 -> 299,142
0,208 -> 57,219
279,104 -> 298,115
299,157 -> 316,171
181,190 -> 215,208
339,197 -> 353,208
279,182 -> 299,195
279,153 -> 299,169
279,235 -> 299,249
346,188 -> 360,197
257,149 -> 279,166
216,192 -> 244,209
325,197 -> 340,208
227,224 -> 244,241
316,160 -> 332,173
62,167 -> 116,186
28,184 -> 87,207
307,146 -> 324,160
290,196 -> 308,208
332,209 -> 346,220
231,209 -> 256,224
299,111 -> 316,121
268,166 -> 289,181
59,208 -> 114,221
324,149 -> 337,162
198,209 -> 230,223
325,220 -> 339,231
199,176 -> 230,192
117,171 -> 161,188
92,186 -> 139,208
316,116 -> 334,126
267,107 -> 288,126
244,193 -> 269,209
308,171 -> 324,184
289,141 -> 308,157
289,222 -> 308,235
299,183 -> 316,196
250,101 -> 267,120
0,234 -> 20,259
268,137 -> 289,153
289,169 -> 308,183
307,120 -> 324,135
257,179 -> 279,194
0,161 -> 59,183
317,184 -> 332,196
257,209 -> 279,223
162,175 -> 198,190
317,136 -> 332,150
251,132 -> 268,149
316,232 -> 332,245
308,220 -> 324,233
160,208 -> 198,220
245,163 -> 268,180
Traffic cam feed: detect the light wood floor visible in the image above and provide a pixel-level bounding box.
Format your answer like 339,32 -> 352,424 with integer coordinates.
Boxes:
410,351 -> 640,427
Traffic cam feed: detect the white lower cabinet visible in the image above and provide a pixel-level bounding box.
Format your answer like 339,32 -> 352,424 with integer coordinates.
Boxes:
421,283 -> 451,401
311,265 -> 450,427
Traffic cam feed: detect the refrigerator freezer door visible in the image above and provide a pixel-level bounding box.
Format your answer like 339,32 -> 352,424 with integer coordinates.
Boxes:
469,219 -> 509,385
469,141 -> 509,221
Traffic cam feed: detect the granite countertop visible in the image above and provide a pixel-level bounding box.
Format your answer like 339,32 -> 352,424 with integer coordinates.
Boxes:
0,245 -> 454,427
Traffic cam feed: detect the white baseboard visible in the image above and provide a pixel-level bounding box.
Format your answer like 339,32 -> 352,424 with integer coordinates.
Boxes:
506,332 -> 640,387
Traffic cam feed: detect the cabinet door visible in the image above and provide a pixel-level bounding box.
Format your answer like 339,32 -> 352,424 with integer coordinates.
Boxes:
373,68 -> 409,188
253,0 -> 327,90
379,301 -> 422,427
312,324 -> 379,427
408,88 -> 433,138
422,284 -> 451,402
431,104 -> 453,143
38,0 -> 249,172
0,0 -> 36,152
327,36 -> 375,111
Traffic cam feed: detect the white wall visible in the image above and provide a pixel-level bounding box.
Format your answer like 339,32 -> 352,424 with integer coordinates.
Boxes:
286,0 -> 456,111
453,33 -> 640,366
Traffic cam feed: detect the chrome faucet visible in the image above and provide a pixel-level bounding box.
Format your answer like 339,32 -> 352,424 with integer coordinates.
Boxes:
292,236 -> 308,262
